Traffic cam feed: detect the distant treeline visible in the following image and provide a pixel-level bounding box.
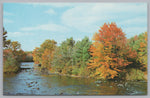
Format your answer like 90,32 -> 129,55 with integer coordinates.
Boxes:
3,28 -> 33,73
23,51 -> 33,62
32,22 -> 147,81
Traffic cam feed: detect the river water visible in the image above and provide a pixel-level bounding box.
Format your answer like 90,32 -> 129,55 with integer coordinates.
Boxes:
3,62 -> 147,95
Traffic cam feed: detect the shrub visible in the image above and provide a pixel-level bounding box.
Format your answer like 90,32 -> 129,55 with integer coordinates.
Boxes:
126,68 -> 144,81
72,67 -> 79,75
3,53 -> 20,73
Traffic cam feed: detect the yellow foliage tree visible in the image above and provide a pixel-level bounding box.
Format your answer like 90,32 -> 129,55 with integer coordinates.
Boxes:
88,23 -> 136,79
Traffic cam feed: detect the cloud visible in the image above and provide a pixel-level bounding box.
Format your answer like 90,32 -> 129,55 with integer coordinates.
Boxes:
44,9 -> 56,15
61,3 -> 147,34
75,38 -> 82,42
4,18 -> 14,23
4,11 -> 14,16
27,3 -> 75,8
8,32 -> 33,37
123,27 -> 147,38
20,23 -> 70,33
118,16 -> 147,26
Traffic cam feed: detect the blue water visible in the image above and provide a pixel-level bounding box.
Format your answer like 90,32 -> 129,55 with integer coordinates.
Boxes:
3,62 -> 147,95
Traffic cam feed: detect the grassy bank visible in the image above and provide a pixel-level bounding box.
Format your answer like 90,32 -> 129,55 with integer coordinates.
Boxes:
126,68 -> 147,81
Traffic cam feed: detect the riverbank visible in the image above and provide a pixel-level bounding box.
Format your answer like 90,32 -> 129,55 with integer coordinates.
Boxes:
29,63 -> 148,82
3,67 -> 21,75
43,70 -> 147,82
49,72 -> 90,78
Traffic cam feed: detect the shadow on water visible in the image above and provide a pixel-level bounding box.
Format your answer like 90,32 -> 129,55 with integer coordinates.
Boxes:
3,62 -> 147,96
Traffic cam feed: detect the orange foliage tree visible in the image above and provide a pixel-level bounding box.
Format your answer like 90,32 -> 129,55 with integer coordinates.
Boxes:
42,49 -> 55,70
88,22 -> 137,79
32,47 -> 41,64
32,40 -> 57,71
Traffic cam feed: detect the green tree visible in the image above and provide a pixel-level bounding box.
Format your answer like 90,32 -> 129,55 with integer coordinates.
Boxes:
3,28 -> 11,48
73,37 -> 91,67
10,41 -> 21,51
72,37 -> 91,76
52,37 -> 75,74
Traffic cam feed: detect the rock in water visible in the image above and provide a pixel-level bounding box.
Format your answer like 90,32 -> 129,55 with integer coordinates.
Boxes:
95,81 -> 102,84
125,82 -> 128,87
117,84 -> 124,88
76,92 -> 80,94
37,88 -> 40,90
59,92 -> 63,95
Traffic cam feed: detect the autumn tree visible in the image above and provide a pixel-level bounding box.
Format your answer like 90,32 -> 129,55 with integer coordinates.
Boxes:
3,28 -> 25,73
138,32 -> 147,70
3,49 -> 19,73
125,32 -> 147,80
23,51 -> 33,62
127,32 -> 147,71
33,47 -> 41,64
88,22 -> 136,79
88,42 -> 104,78
32,39 -> 57,71
10,41 -> 21,51
40,40 -> 57,70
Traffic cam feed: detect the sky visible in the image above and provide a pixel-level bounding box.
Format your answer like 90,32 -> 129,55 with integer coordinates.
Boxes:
3,3 -> 147,51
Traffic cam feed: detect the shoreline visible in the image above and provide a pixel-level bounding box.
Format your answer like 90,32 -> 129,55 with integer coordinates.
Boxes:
46,71 -> 147,82
51,72 -> 91,78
